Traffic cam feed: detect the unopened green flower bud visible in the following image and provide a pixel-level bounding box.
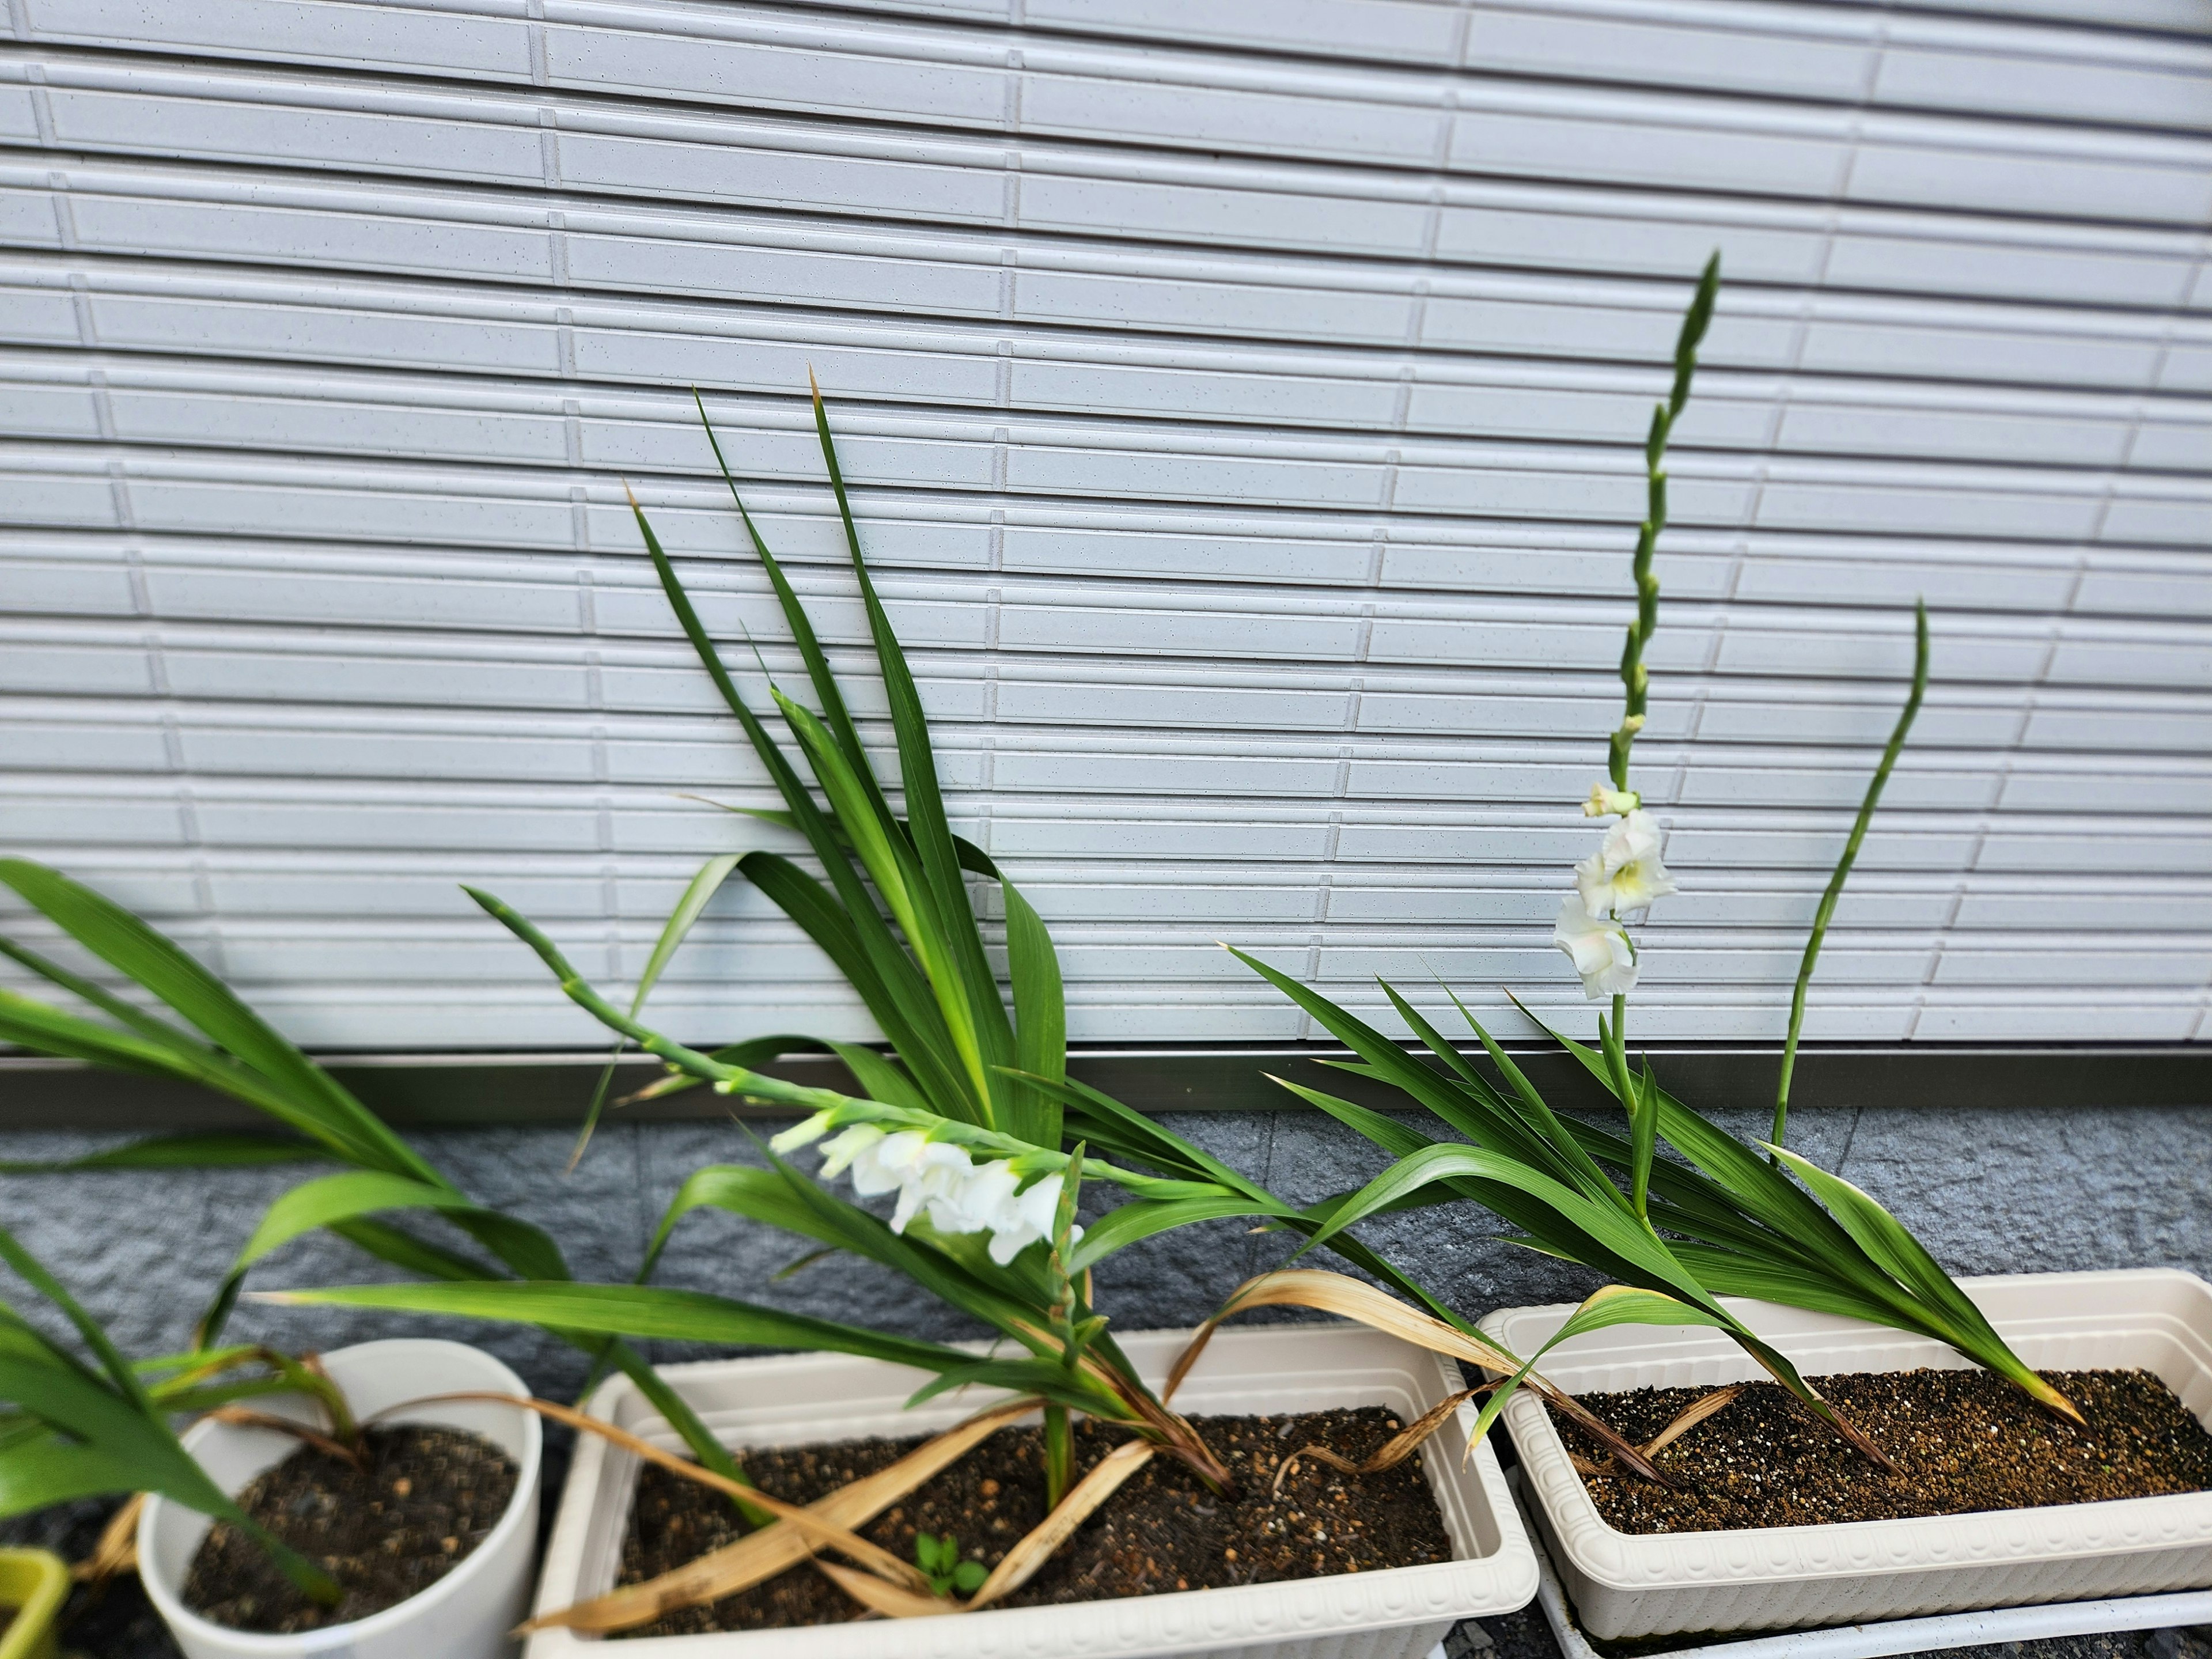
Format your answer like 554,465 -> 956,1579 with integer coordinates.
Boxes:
1583,783 -> 1643,818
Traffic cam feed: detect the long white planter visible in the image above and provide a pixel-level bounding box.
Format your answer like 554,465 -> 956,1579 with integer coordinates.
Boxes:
527,1323 -> 1539,1659
139,1338 -> 544,1659
1482,1268 -> 2212,1642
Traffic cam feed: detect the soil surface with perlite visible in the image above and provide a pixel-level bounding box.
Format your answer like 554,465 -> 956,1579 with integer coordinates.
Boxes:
182,1425 -> 518,1633
1567,1367 -> 2212,1533
616,1407 -> 1455,1636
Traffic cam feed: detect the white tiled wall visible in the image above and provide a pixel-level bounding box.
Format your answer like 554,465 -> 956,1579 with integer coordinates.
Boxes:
1,0 -> 2207,1049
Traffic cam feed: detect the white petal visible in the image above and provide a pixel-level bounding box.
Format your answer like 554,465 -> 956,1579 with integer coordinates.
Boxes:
817,1124 -> 885,1180
1014,1173 -> 1065,1239
889,1179 -> 928,1234
950,1160 -> 1020,1234
1555,892 -> 1638,1001
850,1130 -> 922,1196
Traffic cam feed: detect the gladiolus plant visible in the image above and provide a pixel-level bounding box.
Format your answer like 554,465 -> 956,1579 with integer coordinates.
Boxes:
1228,256 -> 2080,1455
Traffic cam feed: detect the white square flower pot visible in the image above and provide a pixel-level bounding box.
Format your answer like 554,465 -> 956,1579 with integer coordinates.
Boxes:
526,1323 -> 1539,1659
1481,1268 -> 2212,1643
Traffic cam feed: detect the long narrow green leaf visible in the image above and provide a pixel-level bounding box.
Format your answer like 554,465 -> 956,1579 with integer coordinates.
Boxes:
736,854 -> 972,1114
902,1357 -> 1121,1415
1763,1146 -> 2012,1354
639,1163 -> 842,1281
0,1224 -> 147,1408
0,990 -> 366,1146
1268,1073 -> 1438,1160
1522,1005 -> 1883,1285
597,1340 -> 751,1490
1631,1058 -> 1660,1219
1459,1284 -> 1734,1458
1423,980 -> 1628,1212
1665,1242 -> 1911,1325
1229,948 -> 1571,1185
200,1169 -> 562,1343
1291,1143 -> 1707,1304
262,1279 -> 982,1376
228,1172 -> 512,1276
326,1217 -> 503,1283
572,852 -> 745,1167
0,1264 -> 340,1602
809,385 -> 1018,1131
0,861 -> 432,1184
691,389 -> 894,826
961,849 -> 1064,1147
0,1133 -> 320,1174
0,934 -> 205,1049
629,498 -> 976,1118
1022,1070 -> 1254,1192
772,692 -> 991,1121
825,1040 -> 929,1111
1066,1192 -> 1296,1273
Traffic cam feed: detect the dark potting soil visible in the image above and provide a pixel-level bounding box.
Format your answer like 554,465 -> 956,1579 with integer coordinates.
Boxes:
616,1408 -> 1455,1637
1567,1368 -> 2212,1533
181,1424 -> 518,1634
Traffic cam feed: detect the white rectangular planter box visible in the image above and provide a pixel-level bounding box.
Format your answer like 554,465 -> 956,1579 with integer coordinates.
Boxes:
1482,1268 -> 2212,1643
527,1323 -> 1539,1659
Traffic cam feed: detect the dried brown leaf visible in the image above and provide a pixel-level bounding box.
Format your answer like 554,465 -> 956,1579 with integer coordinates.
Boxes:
518,1395 -> 1037,1634
967,1440 -> 1154,1610
1175,1270 -> 1675,1485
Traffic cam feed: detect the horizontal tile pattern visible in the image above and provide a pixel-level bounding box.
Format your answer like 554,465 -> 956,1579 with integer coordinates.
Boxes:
1,0 -> 2207,1049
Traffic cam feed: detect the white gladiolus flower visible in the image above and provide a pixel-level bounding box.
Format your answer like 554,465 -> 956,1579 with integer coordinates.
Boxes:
1555,893 -> 1637,999
930,1155 -> 1018,1235
848,1130 -> 928,1197
982,1172 -> 1081,1266
816,1124 -> 885,1180
802,1121 -> 1083,1265
888,1141 -> 973,1235
1574,808 -> 1677,918
1582,782 -> 1642,818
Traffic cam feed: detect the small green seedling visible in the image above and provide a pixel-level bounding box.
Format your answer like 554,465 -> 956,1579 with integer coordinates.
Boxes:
912,1531 -> 986,1599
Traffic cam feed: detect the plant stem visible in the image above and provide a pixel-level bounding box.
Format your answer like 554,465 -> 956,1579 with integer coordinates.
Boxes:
1772,601 -> 1928,1148
1043,1403 -> 1073,1508
1608,253 -> 1719,794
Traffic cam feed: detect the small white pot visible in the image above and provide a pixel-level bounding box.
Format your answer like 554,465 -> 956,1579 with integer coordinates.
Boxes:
139,1337 -> 544,1659
528,1323 -> 1539,1659
1483,1269 -> 2212,1642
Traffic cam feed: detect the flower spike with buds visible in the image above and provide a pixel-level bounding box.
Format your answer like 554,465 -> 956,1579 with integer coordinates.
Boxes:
1583,782 -> 1642,818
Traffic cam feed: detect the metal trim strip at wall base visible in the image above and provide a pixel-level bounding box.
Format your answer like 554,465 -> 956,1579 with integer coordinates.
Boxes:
0,1044 -> 2206,1131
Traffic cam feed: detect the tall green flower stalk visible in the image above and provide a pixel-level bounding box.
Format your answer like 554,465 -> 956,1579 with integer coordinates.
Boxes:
1229,257 -> 2080,1444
